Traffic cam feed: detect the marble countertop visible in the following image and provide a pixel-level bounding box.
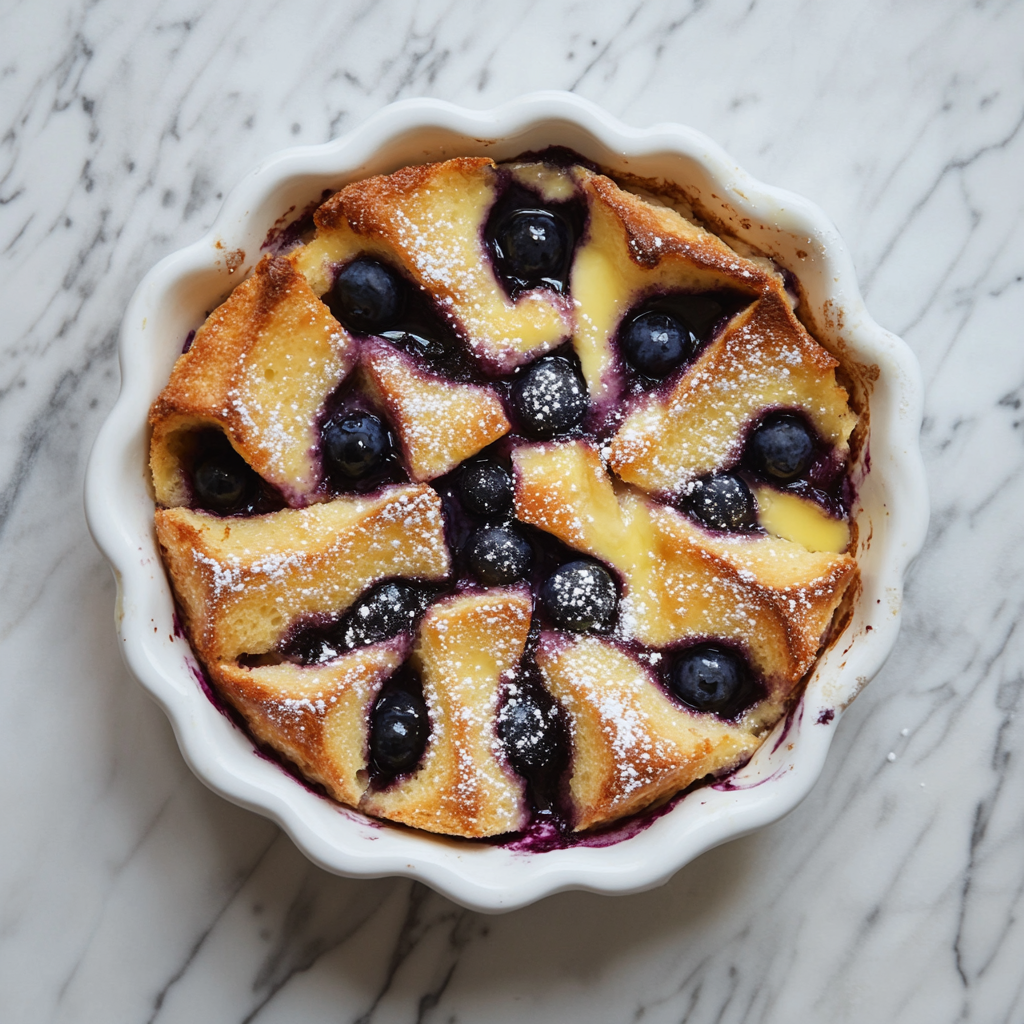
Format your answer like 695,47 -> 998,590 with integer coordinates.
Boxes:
3,1 -> 1023,1021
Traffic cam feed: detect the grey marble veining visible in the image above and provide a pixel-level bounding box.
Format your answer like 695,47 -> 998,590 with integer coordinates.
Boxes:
2,1 -> 1023,1021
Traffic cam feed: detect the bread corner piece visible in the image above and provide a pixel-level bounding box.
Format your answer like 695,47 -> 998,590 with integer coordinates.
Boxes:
150,253 -> 356,507
216,639 -> 409,808
154,484 -> 450,666
536,634 -> 759,832
360,587 -> 533,838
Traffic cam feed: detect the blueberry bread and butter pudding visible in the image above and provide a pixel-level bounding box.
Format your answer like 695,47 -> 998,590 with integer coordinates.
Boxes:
150,153 -> 860,840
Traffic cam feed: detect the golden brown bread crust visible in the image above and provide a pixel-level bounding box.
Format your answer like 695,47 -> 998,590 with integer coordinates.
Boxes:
214,640 -> 409,807
609,292 -> 856,496
513,440 -> 857,691
360,588 -> 532,837
536,635 -> 759,830
150,254 -> 355,507
294,157 -> 572,372
360,340 -> 510,482
155,485 -> 450,665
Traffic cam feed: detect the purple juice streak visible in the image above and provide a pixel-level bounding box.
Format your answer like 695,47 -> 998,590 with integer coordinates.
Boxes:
771,697 -> 804,753
181,329 -> 195,354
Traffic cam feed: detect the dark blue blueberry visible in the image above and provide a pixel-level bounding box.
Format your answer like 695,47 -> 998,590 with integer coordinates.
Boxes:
513,355 -> 588,439
683,473 -> 758,532
747,413 -> 817,482
465,525 -> 532,585
667,644 -> 752,717
193,437 -> 255,513
499,689 -> 565,779
370,686 -> 429,775
620,311 -> 695,377
493,209 -> 571,288
540,560 -> 618,633
325,258 -> 404,334
459,461 -> 514,517
338,581 -> 434,650
323,412 -> 390,479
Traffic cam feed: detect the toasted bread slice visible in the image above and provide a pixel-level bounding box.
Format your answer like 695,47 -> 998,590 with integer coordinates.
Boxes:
361,588 -> 532,837
151,254 -> 355,506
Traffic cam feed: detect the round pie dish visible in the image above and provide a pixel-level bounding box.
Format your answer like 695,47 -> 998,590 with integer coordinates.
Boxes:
85,92 -> 928,913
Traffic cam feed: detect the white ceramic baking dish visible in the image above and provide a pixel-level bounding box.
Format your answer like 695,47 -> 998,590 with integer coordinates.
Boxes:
84,91 -> 928,913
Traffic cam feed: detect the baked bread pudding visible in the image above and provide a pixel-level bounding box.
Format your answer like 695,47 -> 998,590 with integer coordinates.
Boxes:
150,152 -> 860,841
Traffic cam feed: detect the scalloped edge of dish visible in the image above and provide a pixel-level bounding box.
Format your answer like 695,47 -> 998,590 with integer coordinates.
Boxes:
84,91 -> 928,914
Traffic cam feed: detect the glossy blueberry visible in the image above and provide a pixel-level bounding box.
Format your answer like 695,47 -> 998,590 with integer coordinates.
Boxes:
193,438 -> 254,513
325,259 -> 404,334
339,581 -> 434,650
747,413 -> 817,482
500,690 -> 564,779
513,355 -> 588,439
370,687 -> 429,775
323,412 -> 390,479
493,209 -> 572,288
667,644 -> 751,716
459,461 -> 514,517
683,473 -> 758,532
620,311 -> 694,377
465,525 -> 532,585
540,560 -> 618,633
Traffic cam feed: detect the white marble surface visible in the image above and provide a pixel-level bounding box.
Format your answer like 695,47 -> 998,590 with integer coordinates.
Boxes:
2,0 -> 1023,1020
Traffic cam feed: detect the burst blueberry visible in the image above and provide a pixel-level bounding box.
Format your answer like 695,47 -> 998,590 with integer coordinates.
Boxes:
322,412 -> 390,479
620,311 -> 694,377
513,355 -> 588,439
747,413 -> 817,482
370,686 -> 429,775
684,473 -> 758,532
325,258 -> 404,334
459,461 -> 514,517
493,209 -> 572,288
465,525 -> 532,585
540,560 -> 618,633
666,644 -> 752,717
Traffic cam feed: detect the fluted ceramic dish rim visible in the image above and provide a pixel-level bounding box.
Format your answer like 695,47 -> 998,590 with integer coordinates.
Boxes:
85,91 -> 928,914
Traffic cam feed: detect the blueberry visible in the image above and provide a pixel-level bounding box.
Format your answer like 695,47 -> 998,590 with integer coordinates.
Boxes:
513,355 -> 588,439
193,436 -> 255,513
465,525 -> 532,585
338,581 -> 434,650
325,259 -> 404,334
499,690 -> 565,779
493,209 -> 571,288
460,461 -> 513,517
666,644 -> 752,717
540,560 -> 618,633
323,412 -> 390,479
747,413 -> 817,482
684,473 -> 758,532
620,311 -> 694,377
370,686 -> 429,775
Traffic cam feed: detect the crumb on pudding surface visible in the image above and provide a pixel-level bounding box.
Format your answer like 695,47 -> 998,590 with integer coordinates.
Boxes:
150,151 -> 860,840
